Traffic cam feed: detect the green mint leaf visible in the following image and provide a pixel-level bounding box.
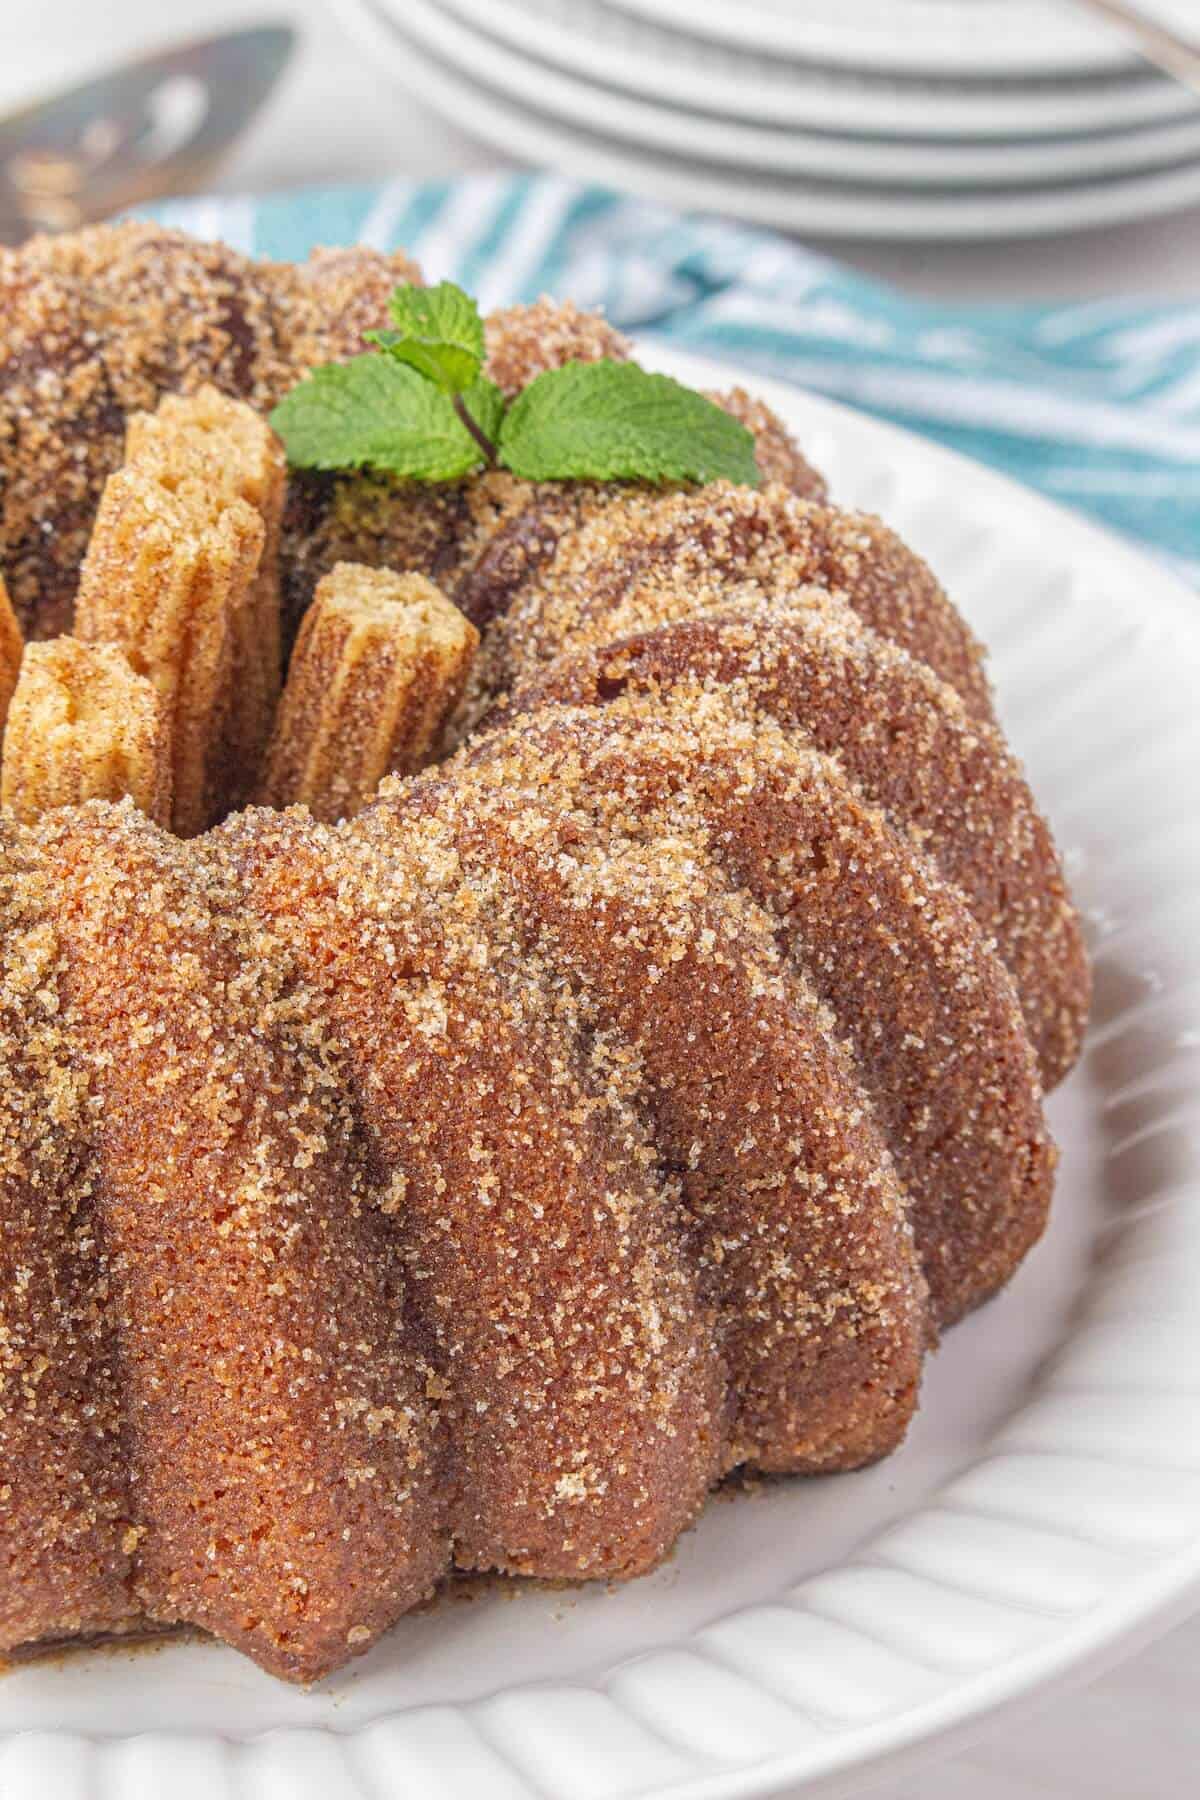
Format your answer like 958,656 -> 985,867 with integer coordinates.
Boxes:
270,353 -> 494,481
362,279 -> 486,395
365,328 -> 481,395
497,360 -> 761,487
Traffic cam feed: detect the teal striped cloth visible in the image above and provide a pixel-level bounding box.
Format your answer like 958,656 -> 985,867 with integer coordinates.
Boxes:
149,173 -> 1200,585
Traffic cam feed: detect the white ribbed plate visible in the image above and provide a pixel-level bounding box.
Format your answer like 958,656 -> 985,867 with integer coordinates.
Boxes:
608,0 -> 1189,79
384,0 -> 1200,191
344,0 -> 1200,242
363,0 -> 1200,139
4,348 -> 1199,1800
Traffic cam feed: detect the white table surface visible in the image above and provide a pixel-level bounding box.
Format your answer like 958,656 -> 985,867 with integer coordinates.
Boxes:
3,2 -> 1199,1794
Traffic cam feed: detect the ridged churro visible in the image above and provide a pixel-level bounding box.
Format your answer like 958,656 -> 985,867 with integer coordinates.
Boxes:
0,636 -> 171,825
258,565 -> 478,822
74,461 -> 263,836
126,385 -> 286,787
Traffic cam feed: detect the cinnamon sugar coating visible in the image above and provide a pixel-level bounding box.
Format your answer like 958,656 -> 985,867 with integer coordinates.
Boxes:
457,693 -> 1055,1325
459,480 -> 994,734
209,806 -> 728,1578
379,763 -> 928,1470
0,230 -> 1089,1686
0,822 -> 132,1653
502,596 -> 1089,1088
3,805 -> 446,1680
0,224 -> 420,640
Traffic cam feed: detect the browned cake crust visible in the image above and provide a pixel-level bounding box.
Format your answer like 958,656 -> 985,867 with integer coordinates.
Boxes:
459,481 -> 993,733
0,228 -> 1089,1687
456,694 -> 1055,1325
500,597 -> 1090,1088
209,806 -> 729,1579
1,805 -> 447,1681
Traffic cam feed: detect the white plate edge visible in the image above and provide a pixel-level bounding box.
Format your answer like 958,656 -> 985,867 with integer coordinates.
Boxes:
606,0 -> 1145,80
400,0 -> 1200,188
367,0 -> 1200,139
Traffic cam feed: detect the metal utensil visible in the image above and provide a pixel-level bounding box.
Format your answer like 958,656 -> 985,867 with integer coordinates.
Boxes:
1075,0 -> 1200,94
0,25 -> 296,245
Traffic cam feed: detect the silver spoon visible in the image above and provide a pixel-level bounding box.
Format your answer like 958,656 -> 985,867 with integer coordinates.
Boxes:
0,25 -> 296,245
1075,0 -> 1200,94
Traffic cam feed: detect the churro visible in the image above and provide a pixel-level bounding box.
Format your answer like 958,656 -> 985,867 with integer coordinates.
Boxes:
74,461 -> 263,835
0,636 -> 171,825
126,385 -> 286,785
258,565 -> 478,821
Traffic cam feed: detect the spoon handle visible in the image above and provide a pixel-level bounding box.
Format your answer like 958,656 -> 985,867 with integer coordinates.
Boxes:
1077,0 -> 1200,94
0,26 -> 295,244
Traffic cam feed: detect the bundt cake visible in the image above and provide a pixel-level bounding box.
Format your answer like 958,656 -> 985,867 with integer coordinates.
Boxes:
0,225 -> 1089,1685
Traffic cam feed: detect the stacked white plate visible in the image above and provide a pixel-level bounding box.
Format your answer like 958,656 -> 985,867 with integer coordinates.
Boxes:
334,0 -> 1200,240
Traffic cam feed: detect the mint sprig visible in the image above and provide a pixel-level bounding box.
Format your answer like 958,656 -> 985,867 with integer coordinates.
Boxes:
272,279 -> 759,490
271,355 -> 501,483
365,279 -> 486,396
